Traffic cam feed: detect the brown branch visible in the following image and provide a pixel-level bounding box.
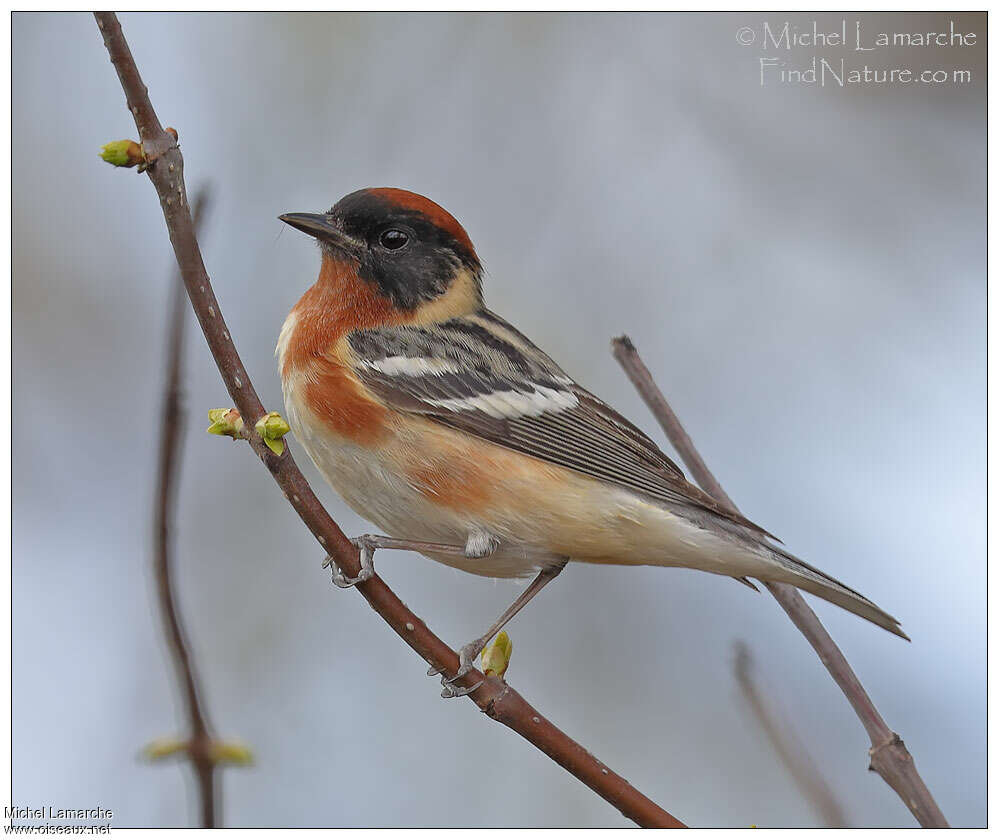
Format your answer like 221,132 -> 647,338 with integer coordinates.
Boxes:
153,187 -> 218,827
611,335 -> 947,827
95,12 -> 684,828
734,642 -> 847,827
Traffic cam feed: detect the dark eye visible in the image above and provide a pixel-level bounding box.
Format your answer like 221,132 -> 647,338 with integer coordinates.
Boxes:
378,229 -> 409,250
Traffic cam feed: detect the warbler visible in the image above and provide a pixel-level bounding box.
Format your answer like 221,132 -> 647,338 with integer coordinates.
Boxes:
278,188 -> 905,696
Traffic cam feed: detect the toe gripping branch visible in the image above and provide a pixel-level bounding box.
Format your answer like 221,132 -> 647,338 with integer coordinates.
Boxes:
322,535 -> 484,698
323,535 -> 377,589
427,642 -> 484,699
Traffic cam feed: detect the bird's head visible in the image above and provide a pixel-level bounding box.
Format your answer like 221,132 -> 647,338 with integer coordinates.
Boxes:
280,188 -> 482,312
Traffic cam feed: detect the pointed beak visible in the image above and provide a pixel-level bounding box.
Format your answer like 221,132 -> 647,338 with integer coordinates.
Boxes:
278,213 -> 363,257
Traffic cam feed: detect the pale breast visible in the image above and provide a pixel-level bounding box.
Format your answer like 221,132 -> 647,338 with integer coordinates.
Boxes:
279,316 -> 549,576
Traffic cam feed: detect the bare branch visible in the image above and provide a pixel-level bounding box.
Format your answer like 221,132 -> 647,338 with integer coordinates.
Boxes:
153,187 -> 218,827
611,335 -> 947,827
734,642 -> 848,826
96,13 -> 684,828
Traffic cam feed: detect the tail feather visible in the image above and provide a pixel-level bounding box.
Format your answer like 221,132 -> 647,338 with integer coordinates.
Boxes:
762,545 -> 908,640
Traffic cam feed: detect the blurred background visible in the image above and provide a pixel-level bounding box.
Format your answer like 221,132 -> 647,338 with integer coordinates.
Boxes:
13,12 -> 984,828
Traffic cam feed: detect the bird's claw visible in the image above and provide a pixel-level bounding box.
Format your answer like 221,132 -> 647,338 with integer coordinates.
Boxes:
441,679 -> 483,699
324,536 -> 377,589
330,567 -> 373,588
432,642 -> 484,699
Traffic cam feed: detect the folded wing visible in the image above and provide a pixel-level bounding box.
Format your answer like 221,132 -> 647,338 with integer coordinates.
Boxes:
347,309 -> 775,539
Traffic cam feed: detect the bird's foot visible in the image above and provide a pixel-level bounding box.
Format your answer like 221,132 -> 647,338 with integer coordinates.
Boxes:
323,535 -> 378,588
428,639 -> 486,699
325,532 -> 475,588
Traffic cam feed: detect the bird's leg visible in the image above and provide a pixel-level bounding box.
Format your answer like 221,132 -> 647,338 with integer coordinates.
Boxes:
434,558 -> 569,699
323,533 -> 468,588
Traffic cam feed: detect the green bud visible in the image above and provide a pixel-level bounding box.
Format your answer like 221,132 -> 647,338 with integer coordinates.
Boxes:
209,740 -> 254,766
255,411 -> 290,456
481,631 -> 513,679
207,408 -> 244,438
141,737 -> 188,761
99,139 -> 143,167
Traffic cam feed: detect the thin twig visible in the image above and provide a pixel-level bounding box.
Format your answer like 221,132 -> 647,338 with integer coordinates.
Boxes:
95,13 -> 684,828
611,335 -> 947,827
153,187 -> 217,827
734,642 -> 847,826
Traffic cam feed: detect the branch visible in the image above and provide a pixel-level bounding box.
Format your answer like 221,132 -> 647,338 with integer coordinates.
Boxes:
95,13 -> 684,828
151,187 -> 225,827
734,642 -> 847,826
611,335 -> 947,828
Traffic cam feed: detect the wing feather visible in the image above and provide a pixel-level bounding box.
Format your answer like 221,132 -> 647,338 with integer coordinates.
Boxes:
347,310 -> 774,539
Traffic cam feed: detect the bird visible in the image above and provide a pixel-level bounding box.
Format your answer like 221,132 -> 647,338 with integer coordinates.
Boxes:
277,188 -> 906,696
